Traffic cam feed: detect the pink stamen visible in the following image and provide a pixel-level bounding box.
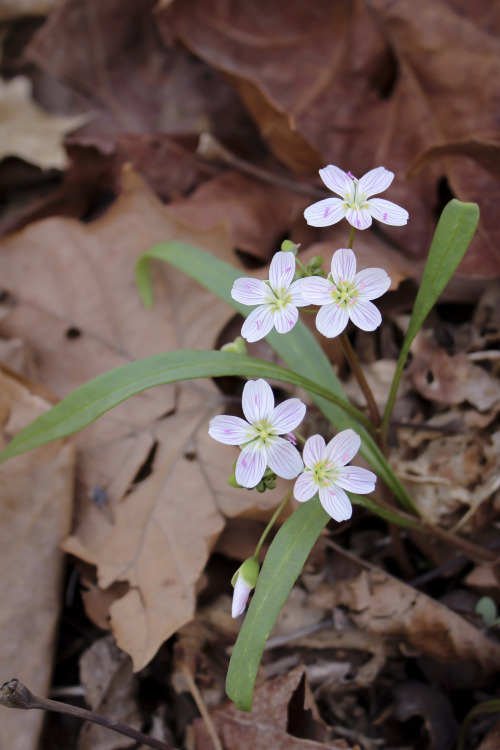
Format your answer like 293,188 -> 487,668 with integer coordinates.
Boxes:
286,432 -> 297,446
323,206 -> 330,217
341,453 -> 349,462
347,171 -> 355,179
383,212 -> 388,221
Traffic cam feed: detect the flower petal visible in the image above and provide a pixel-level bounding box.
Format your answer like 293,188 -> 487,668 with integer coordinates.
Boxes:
319,484 -> 352,521
325,429 -> 361,466
357,166 -> 394,198
289,279 -> 308,306
355,268 -> 391,300
271,398 -> 306,433
345,206 -> 372,230
235,442 -> 267,488
303,434 -> 326,468
337,465 -> 376,494
267,437 -> 304,479
269,251 -> 295,291
231,277 -> 270,306
368,198 -> 409,226
300,276 -> 334,305
232,574 -> 251,618
348,298 -> 382,331
316,303 -> 349,338
274,305 -> 299,335
304,198 -> 346,227
242,378 -> 274,424
241,305 -> 275,342
293,472 -> 318,503
319,164 -> 348,196
331,248 -> 356,285
208,415 -> 253,445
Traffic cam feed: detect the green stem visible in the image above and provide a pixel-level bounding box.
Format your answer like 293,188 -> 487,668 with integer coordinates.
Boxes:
380,353 -> 407,442
457,700 -> 500,750
340,331 -> 381,429
348,226 -> 355,249
254,490 -> 293,558
295,257 -> 309,275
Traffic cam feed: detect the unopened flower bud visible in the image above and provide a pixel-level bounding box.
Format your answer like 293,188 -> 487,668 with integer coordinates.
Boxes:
231,557 -> 260,618
280,239 -> 301,256
221,336 -> 248,354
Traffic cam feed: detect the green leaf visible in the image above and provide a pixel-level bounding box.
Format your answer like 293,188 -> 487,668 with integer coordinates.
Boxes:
226,495 -> 329,711
137,242 -> 418,515
0,350 -> 369,464
382,199 -> 479,433
475,596 -> 498,628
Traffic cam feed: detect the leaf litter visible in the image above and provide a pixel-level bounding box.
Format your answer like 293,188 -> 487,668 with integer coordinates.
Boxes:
0,1 -> 499,748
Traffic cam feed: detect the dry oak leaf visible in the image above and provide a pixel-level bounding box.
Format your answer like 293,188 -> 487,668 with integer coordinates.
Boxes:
194,665 -> 351,750
0,0 -> 55,20
0,369 -> 74,750
333,569 -> 500,679
0,76 -> 88,170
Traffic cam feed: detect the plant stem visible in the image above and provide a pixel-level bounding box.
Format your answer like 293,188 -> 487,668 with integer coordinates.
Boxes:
348,226 -> 355,249
339,331 -> 381,428
254,490 -> 293,558
0,679 -> 174,750
457,699 -> 500,750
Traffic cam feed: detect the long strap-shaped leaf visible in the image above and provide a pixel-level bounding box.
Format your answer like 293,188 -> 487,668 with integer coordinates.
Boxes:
136,242 -> 418,514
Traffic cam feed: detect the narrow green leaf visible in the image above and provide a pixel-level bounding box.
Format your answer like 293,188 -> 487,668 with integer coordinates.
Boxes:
137,242 -> 418,514
0,350 -> 369,464
226,495 -> 329,711
382,199 -> 479,433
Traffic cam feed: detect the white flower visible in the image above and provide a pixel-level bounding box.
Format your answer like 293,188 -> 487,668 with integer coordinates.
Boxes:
208,379 -> 305,488
304,165 -> 408,230
300,248 -> 390,338
231,557 -> 259,618
231,251 -> 307,342
294,430 -> 376,521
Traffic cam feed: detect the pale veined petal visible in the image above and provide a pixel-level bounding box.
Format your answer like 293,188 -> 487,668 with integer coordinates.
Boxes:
241,305 -> 275,342
357,166 -> 394,198
316,302 -> 349,338
355,268 -> 391,300
319,484 -> 352,521
271,398 -> 306,433
267,437 -> 304,479
242,378 -> 274,424
303,434 -> 326,467
293,471 -> 318,503
300,276 -> 334,305
304,198 -> 346,227
337,465 -> 377,494
289,279 -> 309,306
345,206 -> 372,230
231,277 -> 271,305
235,442 -> 267,488
368,198 -> 409,226
232,574 -> 252,618
325,429 -> 361,467
318,164 -> 348,196
269,250 -> 295,291
348,298 -> 382,331
331,248 -> 356,285
208,415 -> 253,445
273,305 -> 299,335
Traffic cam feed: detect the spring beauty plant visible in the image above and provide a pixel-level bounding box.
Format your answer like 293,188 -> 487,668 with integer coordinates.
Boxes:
0,161 -> 480,713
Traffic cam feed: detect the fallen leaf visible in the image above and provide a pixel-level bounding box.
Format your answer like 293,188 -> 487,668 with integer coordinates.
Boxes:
0,0 -> 55,22
0,369 -> 74,750
390,681 -> 458,750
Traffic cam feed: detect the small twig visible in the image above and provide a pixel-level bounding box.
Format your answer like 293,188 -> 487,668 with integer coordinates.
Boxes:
0,679 -> 175,750
177,662 -> 224,750
197,132 -> 326,199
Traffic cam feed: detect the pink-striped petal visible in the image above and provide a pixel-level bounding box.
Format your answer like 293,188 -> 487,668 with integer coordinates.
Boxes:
269,251 -> 295,290
319,165 -> 348,196
331,248 -> 356,285
293,472 -> 318,503
300,276 -> 334,306
319,484 -> 352,521
304,198 -> 346,227
267,438 -> 304,479
208,415 -> 253,445
368,198 -> 409,226
232,575 -> 251,617
271,398 -> 306,433
274,305 -> 299,335
325,429 -> 360,467
316,303 -> 349,338
231,277 -> 270,306
303,434 -> 326,468
355,268 -> 391,300
235,442 -> 267,488
289,279 -> 308,306
241,305 -> 275,342
242,378 -> 274,424
337,465 -> 376,494
345,206 -> 372,230
348,298 -> 382,331
357,167 -> 394,198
